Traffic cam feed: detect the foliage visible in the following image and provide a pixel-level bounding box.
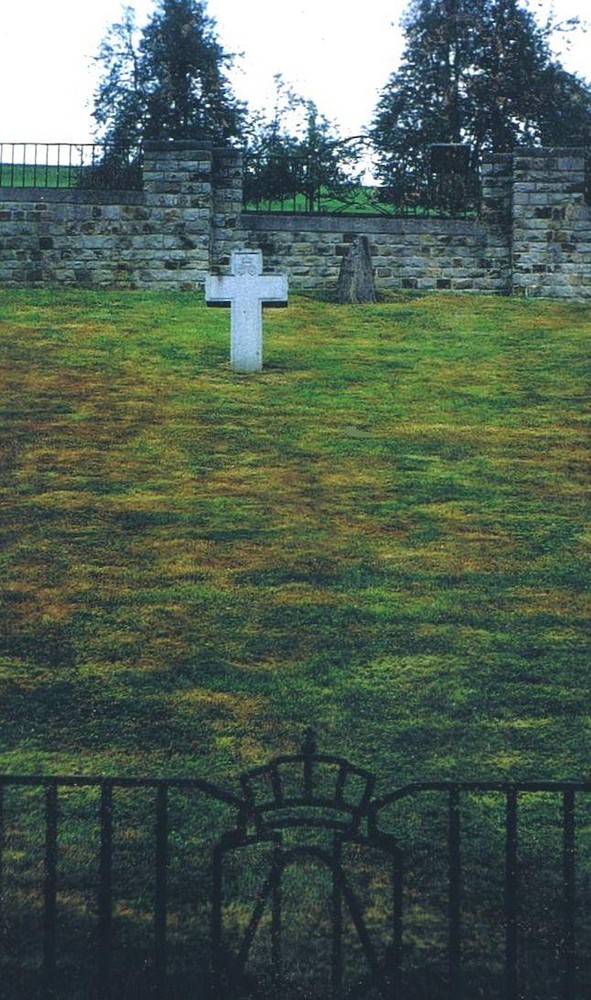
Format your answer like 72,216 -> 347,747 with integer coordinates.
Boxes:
244,76 -> 363,210
92,6 -> 145,155
92,0 -> 245,152
371,0 -> 591,198
77,147 -> 144,190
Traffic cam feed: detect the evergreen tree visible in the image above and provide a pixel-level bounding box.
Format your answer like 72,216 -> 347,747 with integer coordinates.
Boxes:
93,0 -> 245,152
371,0 -> 591,199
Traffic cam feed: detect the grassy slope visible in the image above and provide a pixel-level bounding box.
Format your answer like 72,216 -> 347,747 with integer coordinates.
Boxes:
0,289 -> 589,787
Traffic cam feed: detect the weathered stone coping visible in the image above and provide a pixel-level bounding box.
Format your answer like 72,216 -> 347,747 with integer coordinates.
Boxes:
143,140 -> 214,152
241,212 -> 486,235
0,188 -> 145,205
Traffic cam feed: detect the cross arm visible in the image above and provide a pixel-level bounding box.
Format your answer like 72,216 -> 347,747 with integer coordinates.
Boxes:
205,274 -> 235,305
259,275 -> 288,307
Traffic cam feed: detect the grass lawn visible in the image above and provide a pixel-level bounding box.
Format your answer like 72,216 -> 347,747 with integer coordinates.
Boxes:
0,164 -> 71,187
0,287 -> 589,998
0,288 -> 589,786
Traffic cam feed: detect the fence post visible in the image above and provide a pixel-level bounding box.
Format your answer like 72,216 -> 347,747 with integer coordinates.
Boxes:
98,781 -> 114,1000
154,783 -> 169,995
562,789 -> 576,1000
43,782 -> 58,999
448,786 -> 462,1000
505,787 -> 519,1000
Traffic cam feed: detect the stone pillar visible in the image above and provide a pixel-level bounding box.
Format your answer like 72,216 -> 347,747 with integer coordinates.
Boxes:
511,148 -> 591,298
480,153 -> 513,225
478,152 -> 514,294
211,148 -> 244,269
141,140 -> 214,289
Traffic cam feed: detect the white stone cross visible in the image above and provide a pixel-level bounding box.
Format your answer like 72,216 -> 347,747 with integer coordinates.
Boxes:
205,250 -> 288,373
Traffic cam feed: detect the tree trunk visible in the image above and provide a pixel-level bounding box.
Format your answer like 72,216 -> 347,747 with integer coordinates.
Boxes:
337,235 -> 377,304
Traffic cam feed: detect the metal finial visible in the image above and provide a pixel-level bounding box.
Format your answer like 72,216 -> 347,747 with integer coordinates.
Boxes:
301,727 -> 317,756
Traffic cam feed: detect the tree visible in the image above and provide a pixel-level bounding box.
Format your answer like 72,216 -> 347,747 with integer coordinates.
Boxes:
92,0 -> 245,152
92,7 -> 145,154
244,76 -> 362,210
371,0 -> 591,200
243,76 -> 305,206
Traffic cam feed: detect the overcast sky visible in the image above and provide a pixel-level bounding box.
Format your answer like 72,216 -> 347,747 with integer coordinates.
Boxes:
0,0 -> 589,145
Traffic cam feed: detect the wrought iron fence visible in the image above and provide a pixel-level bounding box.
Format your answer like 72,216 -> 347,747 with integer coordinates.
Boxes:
0,143 -> 143,190
242,138 -> 368,215
243,145 -> 481,218
1,735 -> 590,999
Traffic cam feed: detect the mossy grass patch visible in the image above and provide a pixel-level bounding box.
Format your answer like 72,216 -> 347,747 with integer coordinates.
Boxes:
0,288 -> 589,783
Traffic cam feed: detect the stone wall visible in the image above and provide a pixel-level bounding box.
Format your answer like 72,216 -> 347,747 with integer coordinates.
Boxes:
511,148 -> 591,298
211,150 -> 513,294
0,141 -> 589,297
233,213 -> 511,294
0,142 -> 215,289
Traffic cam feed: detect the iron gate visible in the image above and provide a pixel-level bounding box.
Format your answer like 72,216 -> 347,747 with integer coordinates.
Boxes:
1,733 -> 590,999
212,729 -> 402,999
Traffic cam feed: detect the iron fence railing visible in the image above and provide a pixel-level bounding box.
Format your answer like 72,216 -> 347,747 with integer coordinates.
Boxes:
1,738 -> 590,999
0,143 -> 143,190
0,141 -> 484,211
243,148 -> 481,218
370,780 -> 588,1000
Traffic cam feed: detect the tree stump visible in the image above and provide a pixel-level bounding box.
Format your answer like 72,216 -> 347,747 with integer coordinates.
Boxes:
337,235 -> 377,304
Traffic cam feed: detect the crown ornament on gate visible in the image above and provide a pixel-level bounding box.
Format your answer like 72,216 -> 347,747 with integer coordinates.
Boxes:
238,728 -> 376,835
